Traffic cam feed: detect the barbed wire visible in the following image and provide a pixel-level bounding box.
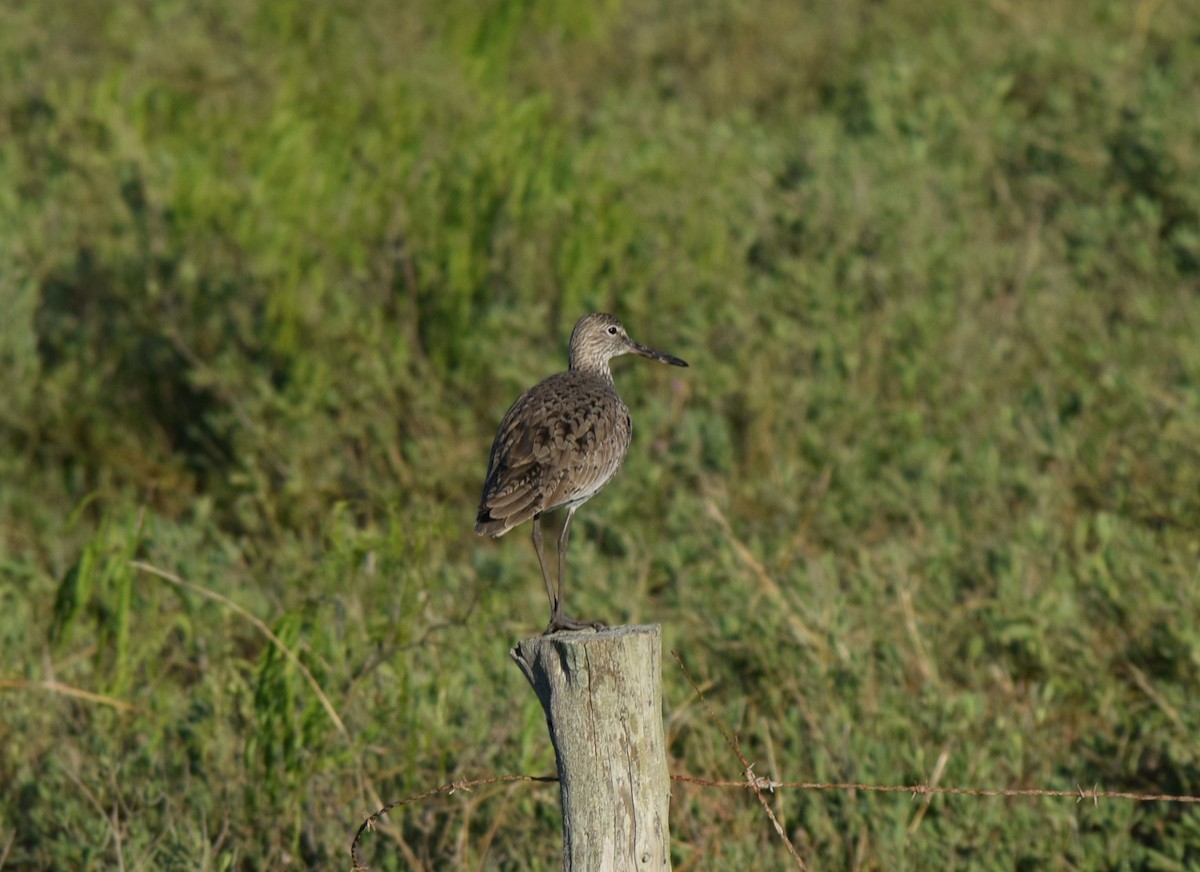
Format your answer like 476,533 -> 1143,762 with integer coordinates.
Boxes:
667,773 -> 1200,804
348,769 -> 1200,868
348,650 -> 1200,869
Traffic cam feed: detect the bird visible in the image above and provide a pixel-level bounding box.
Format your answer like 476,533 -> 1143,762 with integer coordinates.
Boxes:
475,312 -> 688,634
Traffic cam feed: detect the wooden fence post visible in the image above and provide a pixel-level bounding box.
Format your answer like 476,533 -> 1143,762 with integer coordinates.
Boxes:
512,624 -> 672,871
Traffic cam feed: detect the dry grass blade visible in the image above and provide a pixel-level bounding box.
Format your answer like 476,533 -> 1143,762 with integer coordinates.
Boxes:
131,560 -> 350,739
132,561 -> 402,854
702,496 -> 826,657
0,679 -> 142,713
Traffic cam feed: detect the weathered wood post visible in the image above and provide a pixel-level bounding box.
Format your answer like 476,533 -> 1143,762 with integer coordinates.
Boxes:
512,624 -> 672,871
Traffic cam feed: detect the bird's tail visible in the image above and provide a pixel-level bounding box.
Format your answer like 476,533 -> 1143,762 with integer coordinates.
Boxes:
474,510 -> 512,538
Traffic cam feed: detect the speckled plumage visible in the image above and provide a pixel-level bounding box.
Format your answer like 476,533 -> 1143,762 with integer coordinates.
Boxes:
476,313 -> 687,634
475,369 -> 632,535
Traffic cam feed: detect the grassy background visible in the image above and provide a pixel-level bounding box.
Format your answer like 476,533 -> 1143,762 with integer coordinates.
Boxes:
2,0 -> 1200,868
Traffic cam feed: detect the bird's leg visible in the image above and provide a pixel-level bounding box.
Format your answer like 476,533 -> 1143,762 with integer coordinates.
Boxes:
556,505 -> 575,612
544,505 -> 605,635
531,514 -> 557,615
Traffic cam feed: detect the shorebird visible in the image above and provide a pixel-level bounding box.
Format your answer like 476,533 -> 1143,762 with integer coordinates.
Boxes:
475,313 -> 688,634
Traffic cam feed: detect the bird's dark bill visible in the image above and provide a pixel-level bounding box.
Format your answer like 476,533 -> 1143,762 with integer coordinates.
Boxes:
630,341 -> 688,367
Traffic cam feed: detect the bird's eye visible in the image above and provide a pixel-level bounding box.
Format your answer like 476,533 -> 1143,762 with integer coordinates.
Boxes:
607,326 -> 618,335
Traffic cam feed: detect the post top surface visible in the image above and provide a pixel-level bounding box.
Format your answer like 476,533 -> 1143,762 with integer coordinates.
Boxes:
514,623 -> 661,647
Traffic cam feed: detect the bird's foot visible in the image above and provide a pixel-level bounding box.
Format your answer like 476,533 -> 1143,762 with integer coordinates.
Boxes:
543,614 -> 606,635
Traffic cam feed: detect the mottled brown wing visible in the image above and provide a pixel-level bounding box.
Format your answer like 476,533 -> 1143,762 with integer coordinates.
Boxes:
475,371 -> 631,537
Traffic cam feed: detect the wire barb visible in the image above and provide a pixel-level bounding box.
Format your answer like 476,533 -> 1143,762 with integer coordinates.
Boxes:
671,649 -> 809,871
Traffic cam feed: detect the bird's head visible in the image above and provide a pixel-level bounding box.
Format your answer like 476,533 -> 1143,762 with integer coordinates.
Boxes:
568,313 -> 688,374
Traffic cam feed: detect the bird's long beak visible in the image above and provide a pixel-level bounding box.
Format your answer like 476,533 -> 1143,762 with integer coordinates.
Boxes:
628,339 -> 688,368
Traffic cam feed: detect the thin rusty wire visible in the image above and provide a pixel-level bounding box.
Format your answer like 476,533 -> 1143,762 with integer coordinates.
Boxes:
350,775 -> 558,870
349,652 -> 1200,867
667,773 -> 1200,804
349,769 -> 1200,868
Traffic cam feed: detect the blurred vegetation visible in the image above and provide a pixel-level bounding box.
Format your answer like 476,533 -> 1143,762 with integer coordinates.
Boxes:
2,0 -> 1199,868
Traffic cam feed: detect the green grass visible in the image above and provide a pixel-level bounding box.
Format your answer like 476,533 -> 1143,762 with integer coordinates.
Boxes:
2,0 -> 1200,868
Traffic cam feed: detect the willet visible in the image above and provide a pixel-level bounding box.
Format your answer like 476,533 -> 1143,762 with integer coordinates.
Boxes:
475,313 -> 688,634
